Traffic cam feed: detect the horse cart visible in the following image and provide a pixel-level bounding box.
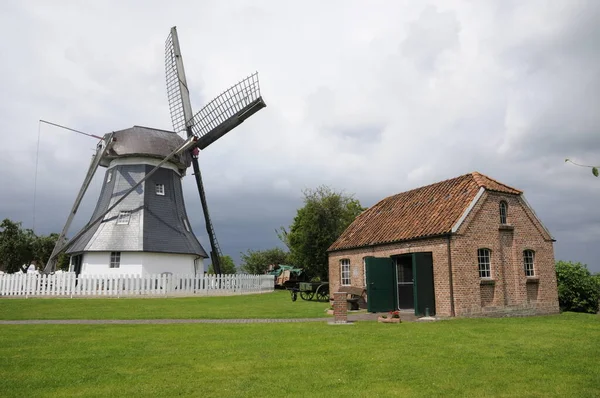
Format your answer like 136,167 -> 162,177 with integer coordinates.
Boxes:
288,281 -> 329,302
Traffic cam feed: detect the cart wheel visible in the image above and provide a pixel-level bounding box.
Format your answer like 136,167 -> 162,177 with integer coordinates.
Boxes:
316,285 -> 329,302
300,291 -> 315,301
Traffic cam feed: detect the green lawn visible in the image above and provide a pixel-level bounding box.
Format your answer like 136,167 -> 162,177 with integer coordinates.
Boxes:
0,290 -> 329,320
0,313 -> 599,397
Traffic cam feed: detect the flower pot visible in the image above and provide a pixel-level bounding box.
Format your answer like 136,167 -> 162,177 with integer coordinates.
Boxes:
377,316 -> 401,324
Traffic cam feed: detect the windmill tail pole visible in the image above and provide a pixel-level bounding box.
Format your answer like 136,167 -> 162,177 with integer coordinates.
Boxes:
46,135 -> 199,267
43,133 -> 115,274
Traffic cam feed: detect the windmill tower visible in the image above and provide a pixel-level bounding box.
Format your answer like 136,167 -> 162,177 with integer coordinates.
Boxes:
44,27 -> 266,275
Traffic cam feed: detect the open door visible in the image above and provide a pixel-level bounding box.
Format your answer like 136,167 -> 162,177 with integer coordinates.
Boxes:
365,257 -> 397,313
413,252 -> 435,316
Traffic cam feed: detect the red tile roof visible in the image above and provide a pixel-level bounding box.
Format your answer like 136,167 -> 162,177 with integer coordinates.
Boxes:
328,172 -> 522,251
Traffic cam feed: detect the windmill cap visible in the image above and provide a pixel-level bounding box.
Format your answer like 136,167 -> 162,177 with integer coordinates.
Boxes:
99,125 -> 191,170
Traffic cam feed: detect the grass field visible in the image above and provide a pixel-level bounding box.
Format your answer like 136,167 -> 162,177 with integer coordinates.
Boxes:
0,302 -> 598,397
0,290 -> 328,320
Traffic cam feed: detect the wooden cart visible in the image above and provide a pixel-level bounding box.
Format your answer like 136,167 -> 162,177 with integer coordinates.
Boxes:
288,281 -> 329,302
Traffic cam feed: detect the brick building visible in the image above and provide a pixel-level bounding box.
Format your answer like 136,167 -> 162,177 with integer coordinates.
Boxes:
327,172 -> 560,317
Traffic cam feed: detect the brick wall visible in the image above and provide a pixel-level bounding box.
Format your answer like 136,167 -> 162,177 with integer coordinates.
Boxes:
327,190 -> 559,318
328,237 -> 453,316
451,191 -> 559,316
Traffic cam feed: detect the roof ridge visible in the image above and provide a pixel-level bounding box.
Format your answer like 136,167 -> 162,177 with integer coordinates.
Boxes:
378,173 -> 473,203
470,171 -> 522,194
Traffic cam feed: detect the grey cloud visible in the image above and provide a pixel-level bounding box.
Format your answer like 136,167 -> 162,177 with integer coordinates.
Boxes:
1,0 -> 599,274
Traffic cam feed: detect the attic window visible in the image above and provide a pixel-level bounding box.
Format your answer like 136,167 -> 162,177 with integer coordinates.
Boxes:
117,211 -> 131,225
499,201 -> 508,224
155,184 -> 165,196
183,218 -> 190,232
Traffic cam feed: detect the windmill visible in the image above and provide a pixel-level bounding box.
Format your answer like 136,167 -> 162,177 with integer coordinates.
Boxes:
44,26 -> 266,275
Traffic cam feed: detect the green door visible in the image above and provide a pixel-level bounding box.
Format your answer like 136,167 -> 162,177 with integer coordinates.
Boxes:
413,252 -> 435,316
365,257 -> 397,313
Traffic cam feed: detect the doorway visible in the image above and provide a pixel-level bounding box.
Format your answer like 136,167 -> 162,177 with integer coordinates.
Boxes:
395,254 -> 414,310
365,252 -> 436,316
71,255 -> 83,276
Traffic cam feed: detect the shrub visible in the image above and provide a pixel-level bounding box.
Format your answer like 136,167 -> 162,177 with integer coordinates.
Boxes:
556,261 -> 600,314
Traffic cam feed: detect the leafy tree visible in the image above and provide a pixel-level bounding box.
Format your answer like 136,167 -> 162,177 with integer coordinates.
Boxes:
556,260 -> 600,314
279,186 -> 364,281
239,247 -> 290,274
33,233 -> 70,271
207,255 -> 237,274
565,159 -> 599,177
0,219 -> 36,273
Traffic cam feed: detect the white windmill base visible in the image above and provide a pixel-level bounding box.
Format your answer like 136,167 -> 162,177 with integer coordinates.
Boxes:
70,252 -> 205,276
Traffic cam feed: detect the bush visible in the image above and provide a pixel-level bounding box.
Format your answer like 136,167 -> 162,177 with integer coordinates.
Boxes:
555,261 -> 600,314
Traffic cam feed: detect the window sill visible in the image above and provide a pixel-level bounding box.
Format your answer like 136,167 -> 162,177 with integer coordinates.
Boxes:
526,277 -> 539,284
498,224 -> 514,231
480,279 -> 496,285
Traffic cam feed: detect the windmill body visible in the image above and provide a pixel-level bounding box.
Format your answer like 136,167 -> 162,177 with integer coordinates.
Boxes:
65,126 -> 207,276
44,27 -> 265,275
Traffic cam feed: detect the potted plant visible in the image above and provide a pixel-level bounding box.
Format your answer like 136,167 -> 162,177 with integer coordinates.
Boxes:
378,310 -> 401,323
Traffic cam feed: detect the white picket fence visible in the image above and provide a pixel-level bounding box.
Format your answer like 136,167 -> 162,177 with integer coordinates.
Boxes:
0,273 -> 275,298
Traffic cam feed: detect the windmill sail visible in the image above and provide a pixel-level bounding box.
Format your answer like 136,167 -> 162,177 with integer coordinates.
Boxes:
189,73 -> 266,149
165,26 -> 266,275
165,27 -> 194,136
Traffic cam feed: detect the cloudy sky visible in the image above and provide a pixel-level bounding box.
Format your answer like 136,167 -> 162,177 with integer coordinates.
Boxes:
0,0 -> 598,272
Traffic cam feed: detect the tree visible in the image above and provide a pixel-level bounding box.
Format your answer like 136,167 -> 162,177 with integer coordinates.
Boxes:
565,159 -> 599,177
555,260 -> 600,314
32,233 -> 69,271
207,255 -> 237,274
239,247 -> 290,274
279,186 -> 364,281
0,219 -> 35,273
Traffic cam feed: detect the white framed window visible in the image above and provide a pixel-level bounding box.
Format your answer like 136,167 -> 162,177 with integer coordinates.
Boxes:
183,218 -> 190,232
110,252 -> 121,268
499,201 -> 508,224
341,259 -> 351,286
523,250 -> 535,277
107,171 -> 112,183
117,211 -> 131,225
478,248 -> 491,278
155,183 -> 165,196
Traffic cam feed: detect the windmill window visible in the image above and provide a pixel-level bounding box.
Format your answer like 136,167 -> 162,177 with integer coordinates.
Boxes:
107,171 -> 112,183
155,184 -> 165,196
183,218 -> 190,232
117,211 -> 131,225
341,259 -> 351,286
499,201 -> 508,224
478,248 -> 491,279
110,252 -> 121,268
523,250 -> 535,277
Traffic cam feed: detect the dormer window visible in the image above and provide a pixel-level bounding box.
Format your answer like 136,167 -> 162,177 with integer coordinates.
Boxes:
499,201 -> 508,224
117,211 -> 131,225
155,183 -> 165,196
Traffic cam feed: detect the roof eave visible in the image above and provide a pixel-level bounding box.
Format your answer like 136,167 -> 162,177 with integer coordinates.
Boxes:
327,232 -> 453,253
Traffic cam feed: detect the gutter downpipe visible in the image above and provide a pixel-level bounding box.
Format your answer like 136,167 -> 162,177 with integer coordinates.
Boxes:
447,234 -> 456,317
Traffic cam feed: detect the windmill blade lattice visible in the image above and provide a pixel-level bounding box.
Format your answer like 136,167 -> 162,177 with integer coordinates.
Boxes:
189,73 -> 264,148
165,31 -> 190,135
